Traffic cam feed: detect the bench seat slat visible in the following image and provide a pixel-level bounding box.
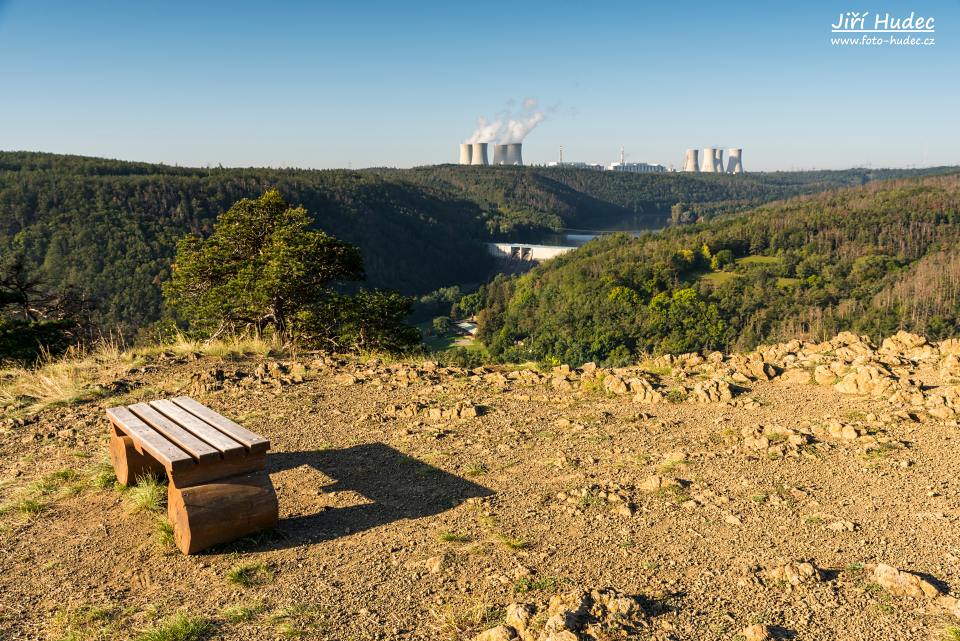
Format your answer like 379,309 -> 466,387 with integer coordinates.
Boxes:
172,396 -> 270,454
128,403 -> 221,464
106,406 -> 193,471
149,399 -> 247,459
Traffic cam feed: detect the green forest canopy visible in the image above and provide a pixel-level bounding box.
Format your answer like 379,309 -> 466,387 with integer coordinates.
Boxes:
474,173 -> 960,366
0,150 -> 956,339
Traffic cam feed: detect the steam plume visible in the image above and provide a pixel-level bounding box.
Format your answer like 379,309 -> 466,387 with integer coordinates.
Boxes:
463,99 -> 545,144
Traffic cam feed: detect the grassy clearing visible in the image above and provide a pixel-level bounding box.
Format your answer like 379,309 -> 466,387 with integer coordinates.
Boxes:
737,255 -> 781,266
226,562 -> 273,587
134,614 -> 214,641
699,271 -> 738,286
943,626 -> 960,641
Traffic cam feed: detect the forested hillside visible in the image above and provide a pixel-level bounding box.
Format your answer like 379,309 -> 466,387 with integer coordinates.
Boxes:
0,151 -> 954,336
475,173 -> 960,365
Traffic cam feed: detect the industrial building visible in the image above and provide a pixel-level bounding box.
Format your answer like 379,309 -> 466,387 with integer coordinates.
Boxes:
681,147 -> 744,174
607,161 -> 665,173
546,161 -> 604,170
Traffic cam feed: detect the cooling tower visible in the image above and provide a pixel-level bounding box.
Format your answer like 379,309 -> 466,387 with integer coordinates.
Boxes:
700,148 -> 718,173
459,144 -> 472,165
681,149 -> 699,172
505,143 -> 523,166
492,144 -> 509,165
726,148 -> 744,174
714,149 -> 724,172
470,142 -> 489,166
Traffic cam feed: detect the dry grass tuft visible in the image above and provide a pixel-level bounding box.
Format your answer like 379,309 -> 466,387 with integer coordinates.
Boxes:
134,614 -> 214,641
429,600 -> 504,640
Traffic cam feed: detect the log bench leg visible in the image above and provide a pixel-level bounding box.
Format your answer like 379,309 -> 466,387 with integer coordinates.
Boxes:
109,429 -> 165,486
167,471 -> 279,554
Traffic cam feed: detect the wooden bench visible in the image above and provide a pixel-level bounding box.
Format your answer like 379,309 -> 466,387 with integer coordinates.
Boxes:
106,396 -> 278,554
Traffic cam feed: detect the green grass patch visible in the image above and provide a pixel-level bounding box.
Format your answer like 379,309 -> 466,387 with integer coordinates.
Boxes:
155,518 -> 175,548
51,604 -> 118,639
464,462 -> 488,477
438,531 -> 472,544
90,462 -> 118,489
17,498 -> 46,515
656,485 -> 691,505
776,277 -> 801,287
126,475 -> 166,514
30,468 -> 79,495
222,602 -> 266,623
513,575 -> 559,594
864,442 -> 900,460
737,255 -> 781,266
664,389 -> 688,404
134,614 -> 214,641
699,271 -> 738,286
270,603 -> 329,638
225,563 -> 273,588
942,626 -> 960,641
496,534 -> 529,551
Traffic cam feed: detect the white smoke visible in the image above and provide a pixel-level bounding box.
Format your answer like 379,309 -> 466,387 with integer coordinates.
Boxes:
464,99 -> 545,144
501,111 -> 544,144
464,117 -> 502,144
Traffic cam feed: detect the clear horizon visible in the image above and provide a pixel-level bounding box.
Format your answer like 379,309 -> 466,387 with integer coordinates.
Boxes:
0,1 -> 957,171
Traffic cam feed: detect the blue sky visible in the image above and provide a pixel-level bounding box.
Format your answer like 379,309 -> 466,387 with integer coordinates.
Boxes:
0,1 -> 957,170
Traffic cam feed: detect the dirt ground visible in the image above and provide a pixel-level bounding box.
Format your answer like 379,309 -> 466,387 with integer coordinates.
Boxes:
1,338 -> 959,640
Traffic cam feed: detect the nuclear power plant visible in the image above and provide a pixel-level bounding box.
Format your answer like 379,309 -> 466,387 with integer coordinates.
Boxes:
681,147 -> 744,174
461,142 -> 522,166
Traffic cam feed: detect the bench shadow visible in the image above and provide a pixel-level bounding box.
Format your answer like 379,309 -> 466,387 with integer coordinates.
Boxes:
216,443 -> 493,553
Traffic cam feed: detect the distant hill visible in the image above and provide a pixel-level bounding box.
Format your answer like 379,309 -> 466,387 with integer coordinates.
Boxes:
475,172 -> 960,365
0,150 -> 955,334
